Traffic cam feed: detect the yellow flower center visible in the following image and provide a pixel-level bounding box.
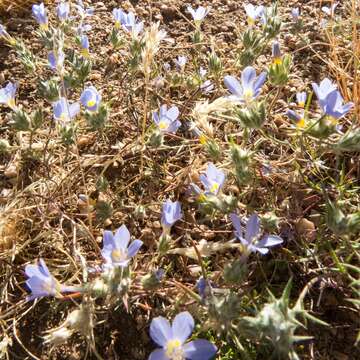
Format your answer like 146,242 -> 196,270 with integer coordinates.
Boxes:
199,134 -> 208,145
244,89 -> 253,100
81,48 -> 90,58
298,102 -> 305,108
115,21 -> 121,29
210,182 -> 219,193
297,118 -> 306,128
111,248 -> 127,262
87,99 -> 96,108
198,193 -> 207,202
247,17 -> 255,26
158,120 -> 168,130
40,23 -> 48,31
326,116 -> 337,126
273,57 -> 282,65
7,98 -> 15,109
166,339 -> 183,359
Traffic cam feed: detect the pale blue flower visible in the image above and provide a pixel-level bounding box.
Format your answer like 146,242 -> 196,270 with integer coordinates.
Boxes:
230,213 -> 283,255
32,3 -> 48,29
80,86 -> 101,111
322,3 -> 338,16
101,225 -> 143,268
48,50 -> 65,73
199,163 -> 226,195
53,97 -> 80,124
153,105 -> 181,133
57,2 -> 70,22
224,66 -> 267,103
291,8 -> 300,21
25,258 -> 77,301
296,92 -> 307,107
286,110 -> 305,128
80,35 -> 90,57
74,0 -> 94,18
174,56 -> 187,71
161,200 -> 182,232
0,82 -> 17,110
187,6 -> 210,24
149,311 -> 217,360
312,78 -> 353,120
112,8 -> 143,37
272,41 -> 282,63
244,4 -> 264,25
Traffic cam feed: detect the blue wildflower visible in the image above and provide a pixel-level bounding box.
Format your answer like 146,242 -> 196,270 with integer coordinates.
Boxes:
322,3 -> 338,16
296,91 -> 307,108
153,105 -> 181,133
174,56 -> 187,71
0,24 -> 16,45
112,9 -> 143,37
286,109 -> 305,128
80,35 -> 90,57
161,200 -> 182,234
312,79 -> 353,121
224,66 -> 267,103
198,163 -> 226,195
57,2 -> 70,22
244,4 -> 264,25
32,3 -> 48,30
53,97 -> 80,125
25,258 -> 76,301
149,311 -> 217,360
196,277 -> 213,301
48,50 -> 65,73
80,86 -> 101,111
187,6 -> 210,25
291,8 -> 300,21
0,82 -> 17,110
74,0 -> 94,18
101,225 -> 143,268
272,41 -> 282,64
230,213 -> 283,255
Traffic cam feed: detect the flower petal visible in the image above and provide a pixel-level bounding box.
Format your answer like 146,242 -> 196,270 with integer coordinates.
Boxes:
172,311 -> 194,344
245,213 -> 260,242
257,235 -> 283,248
224,76 -> 242,97
114,225 -> 130,250
241,66 -> 256,90
148,348 -> 169,360
127,239 -> 143,258
183,339 -> 218,360
150,316 -> 172,347
230,213 -> 242,239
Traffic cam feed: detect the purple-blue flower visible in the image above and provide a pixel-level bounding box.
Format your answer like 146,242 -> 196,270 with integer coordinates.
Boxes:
312,79 -> 353,120
57,2 -> 70,22
153,105 -> 181,133
230,213 -> 283,255
291,8 -> 300,21
244,4 -> 264,25
113,9 -> 143,37
296,92 -> 307,107
32,3 -> 48,29
80,86 -> 101,111
161,200 -> 182,233
198,163 -> 226,195
25,258 -> 76,301
224,66 -> 267,103
53,97 -> 80,124
80,35 -> 90,57
286,109 -> 305,128
0,82 -> 17,110
149,311 -> 217,360
174,56 -> 187,71
272,41 -> 282,64
101,225 -> 143,268
74,0 -> 94,18
197,277 -> 213,301
48,50 -> 65,73
187,6 -> 210,24
322,3 -> 338,16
